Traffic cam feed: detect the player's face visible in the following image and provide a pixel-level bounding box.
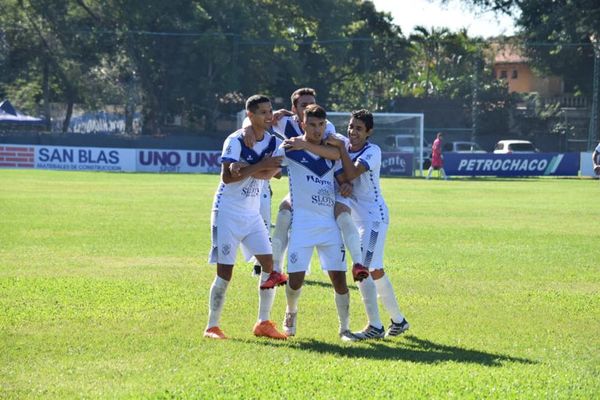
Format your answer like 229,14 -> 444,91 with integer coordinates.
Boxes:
347,117 -> 371,149
292,95 -> 316,121
302,116 -> 327,144
248,102 -> 273,131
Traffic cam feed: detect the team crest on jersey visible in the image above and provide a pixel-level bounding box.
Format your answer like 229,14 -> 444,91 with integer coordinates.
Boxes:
222,244 -> 231,255
290,252 -> 298,264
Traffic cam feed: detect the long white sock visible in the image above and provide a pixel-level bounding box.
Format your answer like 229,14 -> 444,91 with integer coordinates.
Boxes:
358,277 -> 383,329
336,212 -> 362,264
285,284 -> 302,313
207,276 -> 229,328
427,167 -> 433,179
271,209 -> 292,272
258,272 -> 275,322
374,274 -> 405,323
334,291 -> 351,332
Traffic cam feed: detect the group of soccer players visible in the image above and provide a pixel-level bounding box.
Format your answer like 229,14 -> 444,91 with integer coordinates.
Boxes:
204,88 -> 410,341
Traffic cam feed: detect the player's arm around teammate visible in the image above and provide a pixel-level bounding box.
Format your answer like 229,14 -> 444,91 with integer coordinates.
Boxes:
327,110 -> 410,340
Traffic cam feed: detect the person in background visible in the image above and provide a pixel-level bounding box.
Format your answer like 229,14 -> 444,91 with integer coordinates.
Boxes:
427,132 -> 448,180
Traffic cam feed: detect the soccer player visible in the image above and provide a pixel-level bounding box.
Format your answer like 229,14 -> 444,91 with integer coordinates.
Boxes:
243,88 -> 369,281
327,109 -> 410,340
272,104 -> 355,339
204,94 -> 288,340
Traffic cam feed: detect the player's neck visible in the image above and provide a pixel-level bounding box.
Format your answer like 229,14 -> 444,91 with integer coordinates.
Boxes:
251,125 -> 266,141
350,140 -> 367,152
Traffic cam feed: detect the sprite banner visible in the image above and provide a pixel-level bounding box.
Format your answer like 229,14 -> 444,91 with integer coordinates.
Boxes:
444,153 -> 580,177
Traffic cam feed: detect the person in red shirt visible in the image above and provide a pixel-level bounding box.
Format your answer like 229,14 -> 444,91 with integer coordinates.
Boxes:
427,132 -> 448,180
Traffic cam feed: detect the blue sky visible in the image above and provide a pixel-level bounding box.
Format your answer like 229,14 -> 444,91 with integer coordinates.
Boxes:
370,0 -> 517,38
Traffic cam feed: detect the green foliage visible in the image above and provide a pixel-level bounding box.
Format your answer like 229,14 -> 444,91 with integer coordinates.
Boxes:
1,170 -> 599,398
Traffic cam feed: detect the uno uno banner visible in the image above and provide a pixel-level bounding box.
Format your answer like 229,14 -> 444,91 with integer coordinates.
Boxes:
136,149 -> 221,173
380,152 -> 413,176
444,153 -> 580,177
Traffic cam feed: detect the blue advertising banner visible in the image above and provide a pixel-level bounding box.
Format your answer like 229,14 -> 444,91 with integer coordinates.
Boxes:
444,153 -> 580,176
381,152 -> 413,176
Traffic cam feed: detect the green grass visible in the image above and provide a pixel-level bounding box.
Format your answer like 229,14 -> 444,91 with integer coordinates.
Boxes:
1,170 -> 599,399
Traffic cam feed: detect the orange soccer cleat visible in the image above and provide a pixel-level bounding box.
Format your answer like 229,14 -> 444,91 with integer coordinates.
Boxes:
204,326 -> 227,339
253,320 -> 288,340
259,270 -> 288,290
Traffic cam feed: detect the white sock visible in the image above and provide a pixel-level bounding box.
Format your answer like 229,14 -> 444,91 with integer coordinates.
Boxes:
285,284 -> 302,313
336,212 -> 362,264
258,272 -> 275,322
272,209 -> 292,272
427,167 -> 433,179
207,276 -> 229,328
334,291 -> 350,332
358,277 -> 383,329
374,274 -> 405,323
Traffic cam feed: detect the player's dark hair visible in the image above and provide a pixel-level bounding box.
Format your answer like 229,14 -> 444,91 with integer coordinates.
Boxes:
351,109 -> 374,131
303,104 -> 326,120
246,95 -> 271,112
291,88 -> 316,108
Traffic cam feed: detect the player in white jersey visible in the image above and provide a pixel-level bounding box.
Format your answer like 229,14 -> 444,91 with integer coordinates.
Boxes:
593,142 -> 600,176
272,104 -> 355,340
243,88 -> 369,282
204,95 -> 288,341
328,109 -> 410,340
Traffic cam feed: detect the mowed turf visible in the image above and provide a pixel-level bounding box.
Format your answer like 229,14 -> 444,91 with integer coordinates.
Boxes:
1,169 -> 598,399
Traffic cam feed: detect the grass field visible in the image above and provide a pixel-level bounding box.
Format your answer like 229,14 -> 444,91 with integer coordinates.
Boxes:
1,169 -> 599,399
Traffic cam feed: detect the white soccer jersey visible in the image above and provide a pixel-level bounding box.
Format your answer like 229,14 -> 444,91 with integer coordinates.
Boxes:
272,115 -> 336,139
336,142 -> 389,223
212,129 -> 281,215
274,143 -> 341,245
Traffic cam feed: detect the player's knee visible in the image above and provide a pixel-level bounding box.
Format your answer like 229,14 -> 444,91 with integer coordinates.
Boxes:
334,202 -> 351,218
328,271 -> 348,293
279,199 -> 292,212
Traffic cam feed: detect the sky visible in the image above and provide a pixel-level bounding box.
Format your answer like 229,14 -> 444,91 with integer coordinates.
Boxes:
370,0 -> 517,38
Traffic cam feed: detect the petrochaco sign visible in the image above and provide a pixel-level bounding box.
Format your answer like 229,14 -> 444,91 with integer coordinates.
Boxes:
444,153 -> 580,177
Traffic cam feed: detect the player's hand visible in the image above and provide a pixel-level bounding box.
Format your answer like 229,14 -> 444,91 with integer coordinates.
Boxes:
229,161 -> 248,177
339,182 -> 353,197
325,135 -> 344,148
273,109 -> 292,124
242,126 -> 256,147
283,137 -> 307,150
260,156 -> 283,169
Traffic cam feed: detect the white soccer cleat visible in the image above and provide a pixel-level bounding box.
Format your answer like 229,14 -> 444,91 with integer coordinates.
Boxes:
385,318 -> 410,337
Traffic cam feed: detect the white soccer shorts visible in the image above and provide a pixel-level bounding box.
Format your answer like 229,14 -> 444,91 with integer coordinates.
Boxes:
355,220 -> 388,270
208,210 -> 272,265
286,227 -> 346,273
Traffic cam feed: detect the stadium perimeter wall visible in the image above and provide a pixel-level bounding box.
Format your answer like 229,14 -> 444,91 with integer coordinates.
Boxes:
0,143 -> 592,177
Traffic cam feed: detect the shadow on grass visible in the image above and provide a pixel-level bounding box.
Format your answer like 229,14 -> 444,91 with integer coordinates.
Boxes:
238,334 -> 535,367
302,279 -> 359,291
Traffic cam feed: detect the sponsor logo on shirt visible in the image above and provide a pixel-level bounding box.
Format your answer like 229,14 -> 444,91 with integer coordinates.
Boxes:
311,188 -> 335,207
241,179 -> 261,197
306,175 -> 332,185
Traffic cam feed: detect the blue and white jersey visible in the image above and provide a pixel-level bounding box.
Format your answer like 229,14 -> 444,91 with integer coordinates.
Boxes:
272,115 -> 336,139
274,142 -> 341,244
212,129 -> 281,215
336,142 -> 389,223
